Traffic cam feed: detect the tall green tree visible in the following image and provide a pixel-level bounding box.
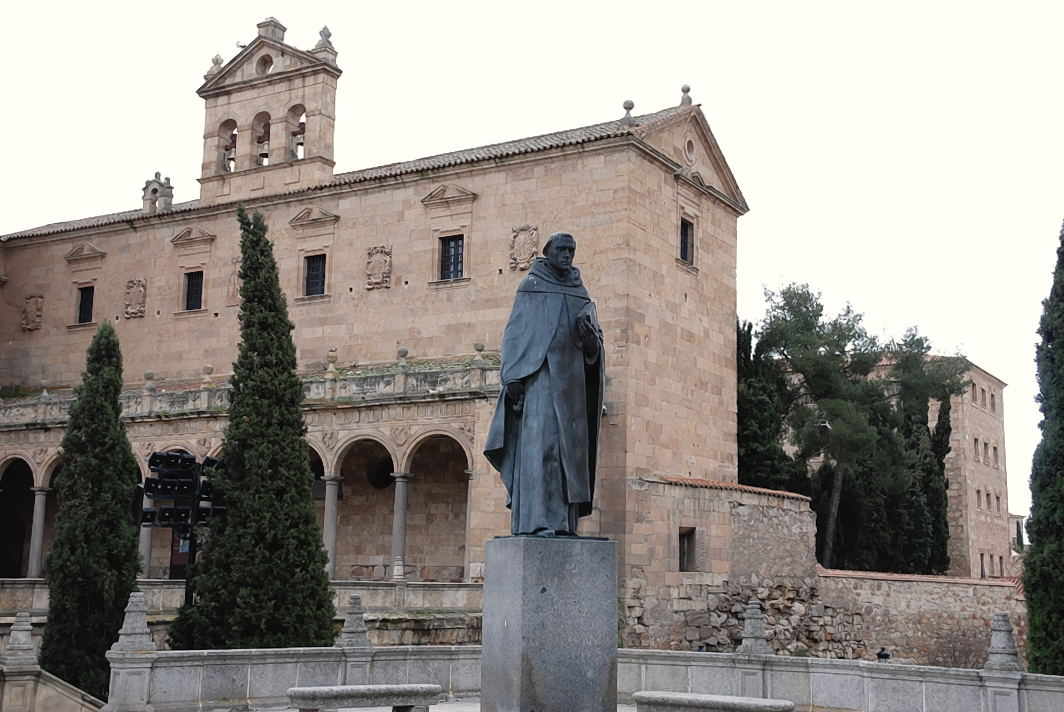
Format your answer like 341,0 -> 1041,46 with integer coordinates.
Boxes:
168,206 -> 335,649
1025,221 -> 1064,675
737,320 -> 807,493
753,285 -> 965,573
39,322 -> 141,699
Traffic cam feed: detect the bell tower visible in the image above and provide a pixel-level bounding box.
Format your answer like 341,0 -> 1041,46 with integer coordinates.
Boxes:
196,18 -> 341,205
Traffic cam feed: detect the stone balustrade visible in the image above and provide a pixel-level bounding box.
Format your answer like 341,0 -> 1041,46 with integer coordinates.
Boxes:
0,358 -> 500,428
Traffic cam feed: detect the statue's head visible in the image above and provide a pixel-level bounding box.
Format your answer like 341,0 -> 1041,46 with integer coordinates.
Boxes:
543,231 -> 576,272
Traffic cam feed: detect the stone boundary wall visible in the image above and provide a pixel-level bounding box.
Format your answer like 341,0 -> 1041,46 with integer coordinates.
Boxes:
100,644 -> 1064,712
616,649 -> 1064,712
622,483 -> 1028,665
105,645 -> 481,712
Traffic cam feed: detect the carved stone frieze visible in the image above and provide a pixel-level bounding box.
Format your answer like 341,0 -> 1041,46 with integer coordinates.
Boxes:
366,245 -> 392,290
509,225 -> 538,271
21,293 -> 43,330
124,279 -> 147,318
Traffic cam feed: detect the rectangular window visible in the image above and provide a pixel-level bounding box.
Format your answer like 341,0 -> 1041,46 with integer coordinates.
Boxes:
974,438 -> 979,460
976,489 -> 982,508
993,446 -> 999,467
991,393 -> 997,413
679,217 -> 694,264
971,383 -> 977,401
980,552 -> 986,578
304,254 -> 326,296
679,527 -> 696,572
984,442 -> 990,462
76,285 -> 95,324
981,388 -> 987,406
996,494 -> 1001,512
184,271 -> 204,311
999,556 -> 1004,576
439,234 -> 465,280
986,492 -> 992,510
988,556 -> 995,576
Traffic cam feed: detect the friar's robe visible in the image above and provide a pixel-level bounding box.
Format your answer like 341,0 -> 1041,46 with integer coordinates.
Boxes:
483,259 -> 604,535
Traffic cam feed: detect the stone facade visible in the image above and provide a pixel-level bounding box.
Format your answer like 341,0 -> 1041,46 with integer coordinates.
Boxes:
0,16 -> 745,639
938,365 -> 1012,579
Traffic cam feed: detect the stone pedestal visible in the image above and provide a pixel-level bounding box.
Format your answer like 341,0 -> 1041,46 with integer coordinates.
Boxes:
482,536 -> 618,712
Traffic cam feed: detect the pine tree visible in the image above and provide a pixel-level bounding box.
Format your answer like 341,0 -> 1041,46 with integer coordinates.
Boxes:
1025,221 -> 1064,675
168,206 -> 335,649
39,322 -> 141,699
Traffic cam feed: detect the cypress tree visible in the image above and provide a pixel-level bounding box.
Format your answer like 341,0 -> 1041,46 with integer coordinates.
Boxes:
168,206 -> 335,649
39,322 -> 141,699
1025,221 -> 1064,675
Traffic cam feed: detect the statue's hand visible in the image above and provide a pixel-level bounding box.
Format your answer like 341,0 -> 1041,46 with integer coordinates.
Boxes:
577,314 -> 601,354
506,380 -> 525,413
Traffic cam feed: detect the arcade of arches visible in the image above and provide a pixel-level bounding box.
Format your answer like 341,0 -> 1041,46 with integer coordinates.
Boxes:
0,430 -> 472,583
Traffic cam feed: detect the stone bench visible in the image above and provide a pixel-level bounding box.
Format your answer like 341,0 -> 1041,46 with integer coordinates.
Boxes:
287,684 -> 443,712
633,691 -> 795,712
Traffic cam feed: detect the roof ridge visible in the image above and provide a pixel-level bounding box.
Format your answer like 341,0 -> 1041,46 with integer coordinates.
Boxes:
2,104 -> 694,241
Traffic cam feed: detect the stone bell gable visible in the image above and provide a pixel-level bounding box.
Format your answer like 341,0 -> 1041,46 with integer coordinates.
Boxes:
197,17 -> 341,204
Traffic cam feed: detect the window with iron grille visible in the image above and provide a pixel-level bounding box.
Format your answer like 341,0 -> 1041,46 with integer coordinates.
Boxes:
305,254 -> 326,296
439,234 -> 464,280
679,217 -> 694,264
184,271 -> 204,311
77,286 -> 95,324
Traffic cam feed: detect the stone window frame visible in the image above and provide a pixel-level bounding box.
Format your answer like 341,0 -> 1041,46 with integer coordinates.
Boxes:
429,228 -> 471,288
678,526 -> 698,572
294,246 -> 332,305
70,279 -> 97,328
175,262 -> 209,317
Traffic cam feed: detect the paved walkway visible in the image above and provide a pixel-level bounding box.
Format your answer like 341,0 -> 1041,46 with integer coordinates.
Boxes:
301,698 -> 638,711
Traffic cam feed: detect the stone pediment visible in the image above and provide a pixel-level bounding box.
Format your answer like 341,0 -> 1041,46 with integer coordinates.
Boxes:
421,184 -> 478,209
64,242 -> 106,264
170,226 -> 216,248
289,206 -> 340,230
197,36 -> 339,98
642,107 -> 748,215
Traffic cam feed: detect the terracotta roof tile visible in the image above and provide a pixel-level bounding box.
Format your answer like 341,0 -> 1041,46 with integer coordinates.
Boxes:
1,105 -> 695,242
644,474 -> 812,502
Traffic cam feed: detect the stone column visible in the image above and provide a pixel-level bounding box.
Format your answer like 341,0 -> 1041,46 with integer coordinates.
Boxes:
390,472 -> 412,581
322,474 -> 343,578
25,487 -> 49,578
138,482 -> 153,575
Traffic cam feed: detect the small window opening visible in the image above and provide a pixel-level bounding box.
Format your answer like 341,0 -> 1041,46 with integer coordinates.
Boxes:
440,234 -> 465,280
980,552 -> 986,578
292,113 -> 306,160
986,491 -> 992,510
999,556 -> 1004,576
996,494 -> 1001,512
993,446 -> 999,467
990,393 -> 996,413
984,441 -> 989,462
256,54 -> 274,76
988,555 -> 995,576
184,271 -> 204,311
77,286 -> 95,324
981,388 -> 987,406
256,120 -> 271,166
304,254 -> 326,296
970,383 -> 977,401
679,217 -> 694,264
974,437 -> 979,460
221,123 -> 238,173
679,527 -> 696,572
976,489 -> 982,508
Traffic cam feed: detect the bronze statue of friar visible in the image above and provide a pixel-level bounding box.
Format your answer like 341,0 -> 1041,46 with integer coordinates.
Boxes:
484,231 -> 604,536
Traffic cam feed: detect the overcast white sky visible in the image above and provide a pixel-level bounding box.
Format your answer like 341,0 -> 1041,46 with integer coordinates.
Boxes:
3,1 -> 1060,516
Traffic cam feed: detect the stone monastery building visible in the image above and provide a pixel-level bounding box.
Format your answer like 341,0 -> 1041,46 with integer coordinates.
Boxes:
0,18 -> 1020,656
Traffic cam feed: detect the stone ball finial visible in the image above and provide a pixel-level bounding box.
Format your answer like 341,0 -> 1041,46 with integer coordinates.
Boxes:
474,342 -> 485,353
623,99 -> 635,112
680,84 -> 693,106
397,347 -> 409,359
